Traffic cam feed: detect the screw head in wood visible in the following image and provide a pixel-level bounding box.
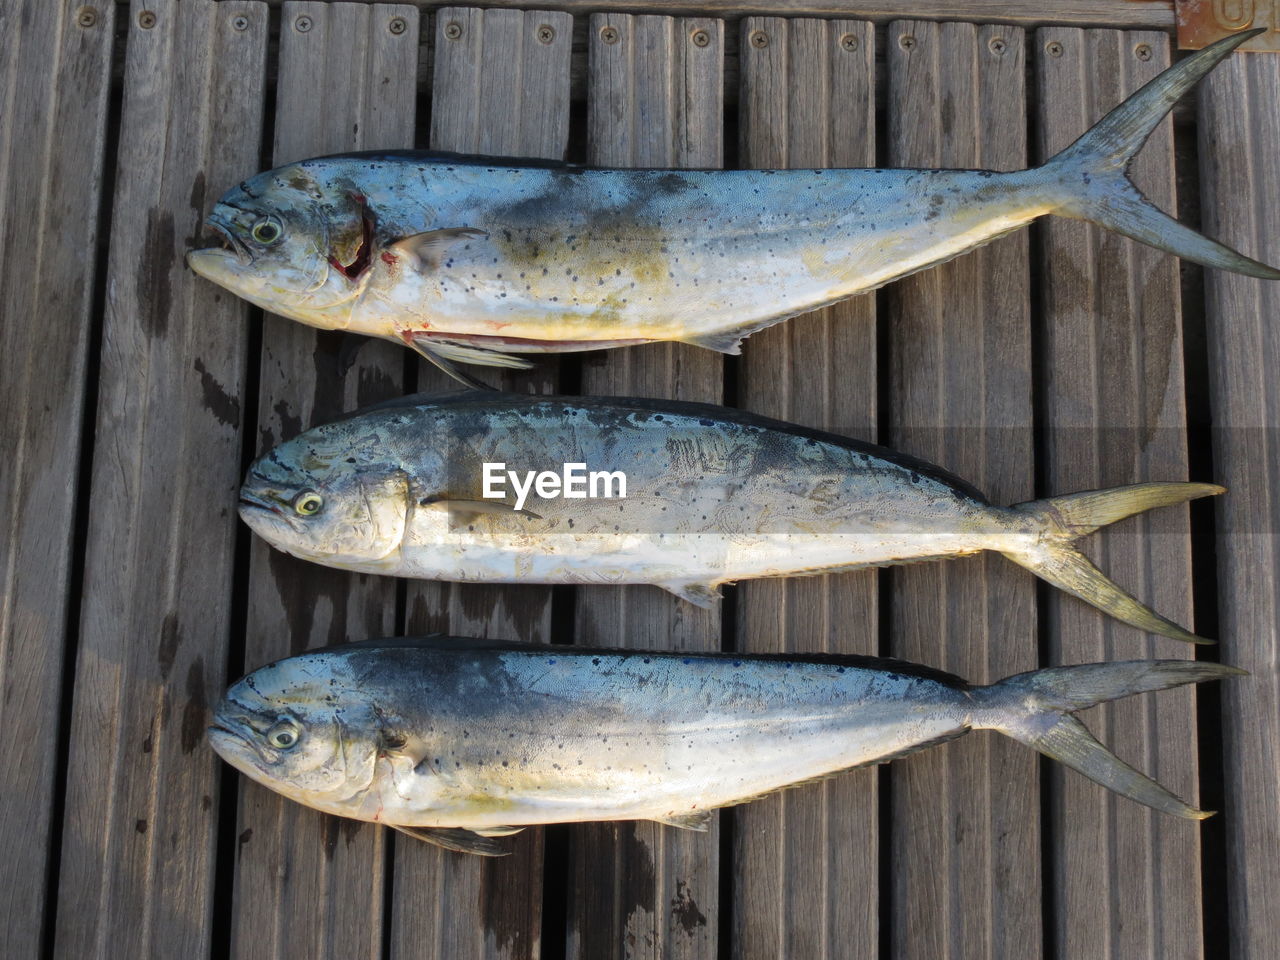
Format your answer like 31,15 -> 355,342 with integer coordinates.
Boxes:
444,21 -> 463,41
1134,42 -> 1152,61
76,6 -> 97,27
898,34 -> 916,51
749,30 -> 768,49
389,17 -> 407,36
989,37 -> 1006,55
232,14 -> 249,32
537,24 -> 556,44
839,33 -> 858,53
1046,40 -> 1063,58
138,10 -> 156,29
691,29 -> 710,48
600,25 -> 620,45
295,14 -> 313,33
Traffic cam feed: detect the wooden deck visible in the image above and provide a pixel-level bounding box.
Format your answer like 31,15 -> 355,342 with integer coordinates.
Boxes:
3,2 -> 1278,957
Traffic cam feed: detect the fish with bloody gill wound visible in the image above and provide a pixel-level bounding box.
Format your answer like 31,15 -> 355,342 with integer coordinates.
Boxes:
186,31 -> 1279,386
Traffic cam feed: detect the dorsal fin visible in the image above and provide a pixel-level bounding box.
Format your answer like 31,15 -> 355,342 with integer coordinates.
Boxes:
330,392 -> 991,504
305,148 -> 581,170
322,637 -> 969,688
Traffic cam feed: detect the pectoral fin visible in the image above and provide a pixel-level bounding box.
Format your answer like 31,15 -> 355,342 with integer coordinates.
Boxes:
651,810 -> 713,831
379,729 -> 433,771
388,227 -> 489,272
420,497 -> 543,521
661,582 -> 722,608
390,825 -> 512,857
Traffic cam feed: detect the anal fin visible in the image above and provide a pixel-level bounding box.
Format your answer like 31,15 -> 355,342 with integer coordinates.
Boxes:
661,582 -> 722,608
677,310 -> 806,355
677,328 -> 749,355
651,810 -> 713,832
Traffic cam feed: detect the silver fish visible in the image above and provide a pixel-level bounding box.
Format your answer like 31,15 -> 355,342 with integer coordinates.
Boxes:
208,636 -> 1243,855
187,31 -> 1277,386
239,392 -> 1220,644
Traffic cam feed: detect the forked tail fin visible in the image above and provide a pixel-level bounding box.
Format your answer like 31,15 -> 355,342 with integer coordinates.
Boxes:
973,660 -> 1245,819
1001,482 -> 1224,644
1038,28 -> 1280,280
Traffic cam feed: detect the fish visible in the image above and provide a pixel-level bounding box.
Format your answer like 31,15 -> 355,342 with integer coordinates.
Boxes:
186,31 -> 1278,387
239,391 -> 1221,644
207,634 -> 1244,855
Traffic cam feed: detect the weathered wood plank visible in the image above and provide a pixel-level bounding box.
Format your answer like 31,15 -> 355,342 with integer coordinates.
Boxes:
406,4 -> 571,627
1036,28 -> 1203,960
230,5 -> 418,959
732,17 -> 878,960
431,6 -> 572,161
564,14 -> 724,960
0,1 -> 115,955
390,9 -> 572,960
260,0 -> 1175,31
46,2 -> 266,957
1198,49 -> 1280,960
886,20 -> 1040,960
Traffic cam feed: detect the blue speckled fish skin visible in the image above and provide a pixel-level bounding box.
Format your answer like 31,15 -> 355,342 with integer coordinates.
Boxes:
237,392 -> 1221,643
207,636 -> 1243,853
188,31 -> 1276,376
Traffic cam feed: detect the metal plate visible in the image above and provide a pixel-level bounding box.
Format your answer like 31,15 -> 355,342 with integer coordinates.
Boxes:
1174,0 -> 1280,50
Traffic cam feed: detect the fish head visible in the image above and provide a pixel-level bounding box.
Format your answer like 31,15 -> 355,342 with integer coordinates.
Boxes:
186,163 -> 375,328
239,423 -> 412,567
208,652 -> 382,811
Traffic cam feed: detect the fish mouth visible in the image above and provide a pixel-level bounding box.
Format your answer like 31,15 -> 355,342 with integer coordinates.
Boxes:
202,215 -> 252,266
208,706 -> 278,770
207,717 -> 258,763
207,722 -> 246,750
239,489 -> 286,519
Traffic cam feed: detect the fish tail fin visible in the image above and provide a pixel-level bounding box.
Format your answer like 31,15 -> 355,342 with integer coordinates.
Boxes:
973,660 -> 1244,819
1000,482 -> 1224,644
1038,28 -> 1280,280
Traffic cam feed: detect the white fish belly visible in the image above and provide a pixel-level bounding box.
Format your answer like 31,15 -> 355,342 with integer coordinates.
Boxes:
395,529 -> 1031,587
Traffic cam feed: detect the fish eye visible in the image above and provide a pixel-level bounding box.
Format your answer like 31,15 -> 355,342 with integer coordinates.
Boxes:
294,491 -> 323,516
251,217 -> 283,245
267,720 -> 300,750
